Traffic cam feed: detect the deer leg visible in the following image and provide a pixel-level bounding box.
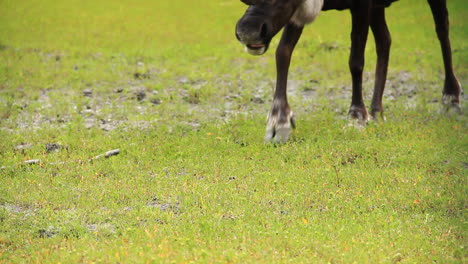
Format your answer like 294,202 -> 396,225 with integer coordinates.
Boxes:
427,0 -> 461,110
370,7 -> 391,121
265,23 -> 303,143
348,5 -> 371,123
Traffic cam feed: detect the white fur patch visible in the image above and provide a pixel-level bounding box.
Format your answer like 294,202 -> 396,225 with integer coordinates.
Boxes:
290,0 -> 324,26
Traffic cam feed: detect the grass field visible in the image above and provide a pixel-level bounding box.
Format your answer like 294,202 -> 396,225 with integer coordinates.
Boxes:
0,0 -> 467,263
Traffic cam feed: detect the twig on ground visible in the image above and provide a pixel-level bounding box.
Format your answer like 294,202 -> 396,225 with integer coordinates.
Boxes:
95,149 -> 120,159
0,149 -> 120,170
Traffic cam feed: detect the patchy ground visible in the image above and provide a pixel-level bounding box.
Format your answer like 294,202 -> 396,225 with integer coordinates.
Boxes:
0,0 -> 467,263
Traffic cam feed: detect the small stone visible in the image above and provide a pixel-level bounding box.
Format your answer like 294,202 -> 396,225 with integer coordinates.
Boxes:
38,227 -> 57,238
136,91 -> 146,101
251,96 -> 264,104
45,143 -> 61,153
178,76 -> 189,84
83,89 -> 93,97
15,143 -> 33,151
84,118 -> 95,129
151,98 -> 161,105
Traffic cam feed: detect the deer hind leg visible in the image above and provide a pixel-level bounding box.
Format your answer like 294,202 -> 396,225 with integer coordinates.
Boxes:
427,0 -> 461,111
348,4 -> 371,124
370,7 -> 391,121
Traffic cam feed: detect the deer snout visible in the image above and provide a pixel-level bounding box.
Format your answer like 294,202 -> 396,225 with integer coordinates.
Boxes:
235,19 -> 269,45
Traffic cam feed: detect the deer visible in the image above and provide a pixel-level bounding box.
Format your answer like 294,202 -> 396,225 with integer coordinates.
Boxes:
235,0 -> 461,143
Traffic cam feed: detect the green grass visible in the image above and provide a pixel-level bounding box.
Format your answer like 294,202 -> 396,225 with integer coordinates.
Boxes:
0,0 -> 467,263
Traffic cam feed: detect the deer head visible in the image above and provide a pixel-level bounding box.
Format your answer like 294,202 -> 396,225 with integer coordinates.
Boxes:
235,0 -> 304,55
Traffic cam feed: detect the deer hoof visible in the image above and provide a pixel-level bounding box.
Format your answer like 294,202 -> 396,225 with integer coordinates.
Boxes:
348,105 -> 369,126
442,94 -> 462,114
265,111 -> 295,143
370,110 -> 386,122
